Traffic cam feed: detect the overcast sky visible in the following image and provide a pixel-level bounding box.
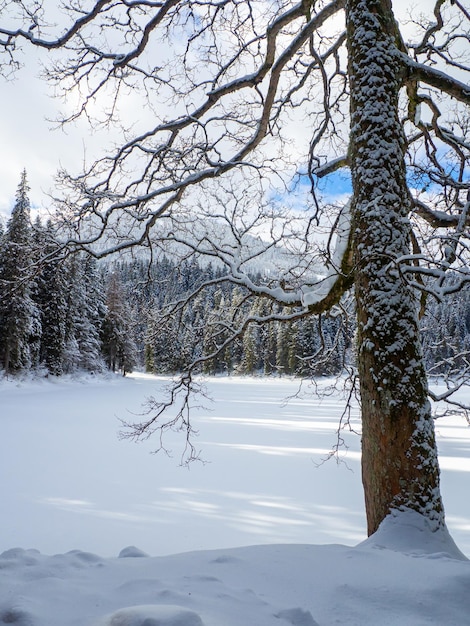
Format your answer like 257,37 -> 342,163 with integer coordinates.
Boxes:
0,0 -> 431,222
0,53 -> 113,220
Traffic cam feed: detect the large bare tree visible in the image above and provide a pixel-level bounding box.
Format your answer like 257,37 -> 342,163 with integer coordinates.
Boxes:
1,0 -> 469,537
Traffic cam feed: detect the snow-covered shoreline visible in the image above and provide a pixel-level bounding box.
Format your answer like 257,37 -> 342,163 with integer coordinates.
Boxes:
1,516 -> 469,626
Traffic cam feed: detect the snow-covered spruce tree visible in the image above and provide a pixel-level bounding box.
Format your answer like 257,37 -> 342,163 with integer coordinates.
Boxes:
33,218 -> 69,376
0,170 -> 41,374
421,281 -> 470,382
1,1 -> 469,536
63,253 -> 106,373
101,270 -> 137,375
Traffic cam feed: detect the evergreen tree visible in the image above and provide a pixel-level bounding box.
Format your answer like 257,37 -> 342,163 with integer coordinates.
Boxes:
34,219 -> 69,376
63,253 -> 105,373
0,171 -> 41,374
101,270 -> 137,375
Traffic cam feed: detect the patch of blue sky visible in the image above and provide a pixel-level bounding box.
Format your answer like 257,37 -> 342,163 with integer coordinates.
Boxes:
407,168 -> 435,194
314,170 -> 352,199
406,140 -> 469,193
407,163 -> 469,196
268,169 -> 352,210
270,159 -> 467,211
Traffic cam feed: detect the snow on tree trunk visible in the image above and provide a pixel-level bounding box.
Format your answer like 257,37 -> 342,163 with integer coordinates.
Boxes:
346,0 -> 444,535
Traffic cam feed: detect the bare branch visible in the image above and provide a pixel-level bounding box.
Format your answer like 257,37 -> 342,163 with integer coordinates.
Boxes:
403,55 -> 470,105
0,1 -> 114,49
412,198 -> 470,228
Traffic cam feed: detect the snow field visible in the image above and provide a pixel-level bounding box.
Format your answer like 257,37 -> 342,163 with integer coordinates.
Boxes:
0,373 -> 469,625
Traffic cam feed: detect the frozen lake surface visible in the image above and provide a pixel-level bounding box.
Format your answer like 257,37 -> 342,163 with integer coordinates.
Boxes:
1,372 -> 469,557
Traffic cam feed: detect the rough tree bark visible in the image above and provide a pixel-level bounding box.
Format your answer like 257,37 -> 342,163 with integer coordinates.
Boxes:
347,0 -> 444,535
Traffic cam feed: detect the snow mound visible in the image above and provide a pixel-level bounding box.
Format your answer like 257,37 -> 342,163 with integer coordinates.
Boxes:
0,606 -> 34,625
96,605 -> 204,626
358,509 -> 468,560
275,607 -> 320,625
118,546 -> 149,558
1,543 -> 470,625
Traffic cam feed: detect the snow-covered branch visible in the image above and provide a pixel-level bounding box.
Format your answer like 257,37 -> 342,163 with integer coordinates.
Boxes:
404,56 -> 470,105
413,198 -> 470,229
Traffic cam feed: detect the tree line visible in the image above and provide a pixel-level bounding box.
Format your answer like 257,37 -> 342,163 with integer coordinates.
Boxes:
0,172 -> 137,377
1,172 -> 468,381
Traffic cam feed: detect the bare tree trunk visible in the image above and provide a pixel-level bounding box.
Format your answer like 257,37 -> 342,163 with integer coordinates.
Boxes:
346,0 -> 444,535
4,342 -> 10,375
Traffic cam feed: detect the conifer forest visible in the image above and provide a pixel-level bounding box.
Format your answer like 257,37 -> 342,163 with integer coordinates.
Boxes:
1,171 -> 468,382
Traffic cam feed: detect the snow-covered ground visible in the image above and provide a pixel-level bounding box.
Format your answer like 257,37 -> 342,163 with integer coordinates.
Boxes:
1,372 -> 469,625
